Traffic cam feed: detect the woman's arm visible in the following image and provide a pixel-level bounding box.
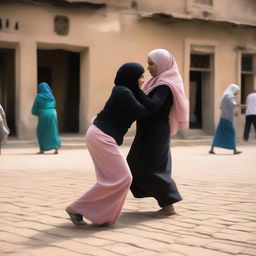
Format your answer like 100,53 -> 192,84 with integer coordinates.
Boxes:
118,88 -> 154,118
137,85 -> 172,113
31,96 -> 39,115
236,104 -> 247,108
118,86 -> 172,118
3,118 -> 9,130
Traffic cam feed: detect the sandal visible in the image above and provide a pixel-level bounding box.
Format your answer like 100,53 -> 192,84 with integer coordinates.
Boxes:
93,222 -> 111,227
66,207 -> 86,226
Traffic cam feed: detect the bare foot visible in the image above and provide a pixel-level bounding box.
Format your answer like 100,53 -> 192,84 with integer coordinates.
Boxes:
152,204 -> 176,217
54,149 -> 58,154
209,150 -> 215,154
36,151 -> 44,154
234,150 -> 242,154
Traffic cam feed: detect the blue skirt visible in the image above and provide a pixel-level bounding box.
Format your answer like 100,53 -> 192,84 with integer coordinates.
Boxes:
212,118 -> 236,150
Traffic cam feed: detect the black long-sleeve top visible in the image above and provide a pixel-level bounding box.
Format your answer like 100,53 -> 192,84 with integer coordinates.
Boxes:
93,85 -> 170,145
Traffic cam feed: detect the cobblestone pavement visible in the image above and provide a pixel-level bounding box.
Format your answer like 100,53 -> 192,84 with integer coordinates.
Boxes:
0,140 -> 256,256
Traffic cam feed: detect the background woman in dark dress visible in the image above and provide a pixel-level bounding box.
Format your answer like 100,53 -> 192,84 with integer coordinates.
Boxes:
127,49 -> 189,216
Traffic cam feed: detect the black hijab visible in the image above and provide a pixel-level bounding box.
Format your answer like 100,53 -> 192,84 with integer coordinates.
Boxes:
114,62 -> 144,94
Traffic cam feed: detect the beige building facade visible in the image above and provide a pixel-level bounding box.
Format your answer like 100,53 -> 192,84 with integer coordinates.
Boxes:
0,0 -> 256,140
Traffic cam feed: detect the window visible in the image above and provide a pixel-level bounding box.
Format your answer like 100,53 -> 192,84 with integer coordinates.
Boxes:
131,1 -> 138,9
194,0 -> 213,6
241,54 -> 254,113
190,54 -> 211,70
242,55 -> 253,73
54,15 -> 69,36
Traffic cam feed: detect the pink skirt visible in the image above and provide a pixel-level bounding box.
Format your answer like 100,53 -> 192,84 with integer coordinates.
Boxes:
69,125 -> 132,225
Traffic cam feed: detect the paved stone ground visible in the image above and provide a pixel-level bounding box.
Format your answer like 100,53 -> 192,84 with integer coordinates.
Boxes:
0,139 -> 256,256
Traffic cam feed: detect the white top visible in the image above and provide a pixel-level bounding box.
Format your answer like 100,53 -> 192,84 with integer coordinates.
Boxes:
245,92 -> 256,116
220,94 -> 237,122
0,104 -> 6,118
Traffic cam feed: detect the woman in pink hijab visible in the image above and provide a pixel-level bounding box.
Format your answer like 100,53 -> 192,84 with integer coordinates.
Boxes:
127,49 -> 189,216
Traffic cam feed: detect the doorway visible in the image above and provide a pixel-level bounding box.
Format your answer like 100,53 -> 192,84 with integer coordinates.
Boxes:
37,49 -> 80,133
189,71 -> 202,128
189,53 -> 214,133
0,48 -> 16,135
241,54 -> 254,114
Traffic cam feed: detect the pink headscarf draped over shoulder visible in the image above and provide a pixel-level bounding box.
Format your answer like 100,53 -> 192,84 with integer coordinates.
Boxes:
143,49 -> 189,135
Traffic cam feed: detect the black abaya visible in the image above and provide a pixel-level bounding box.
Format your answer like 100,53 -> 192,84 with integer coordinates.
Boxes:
127,85 -> 182,207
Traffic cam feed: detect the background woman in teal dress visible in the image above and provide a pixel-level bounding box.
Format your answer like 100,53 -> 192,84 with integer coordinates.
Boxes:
32,82 -> 61,154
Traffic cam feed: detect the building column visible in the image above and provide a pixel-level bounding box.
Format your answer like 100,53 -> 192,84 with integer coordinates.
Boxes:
16,40 -> 37,139
79,48 -> 89,134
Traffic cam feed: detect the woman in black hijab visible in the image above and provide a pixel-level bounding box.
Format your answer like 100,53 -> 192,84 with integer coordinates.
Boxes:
66,63 -> 154,227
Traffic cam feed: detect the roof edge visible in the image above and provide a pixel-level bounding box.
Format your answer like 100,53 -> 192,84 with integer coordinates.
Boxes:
139,11 -> 256,28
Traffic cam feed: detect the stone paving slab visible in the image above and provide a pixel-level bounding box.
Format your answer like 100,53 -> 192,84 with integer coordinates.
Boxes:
0,141 -> 256,256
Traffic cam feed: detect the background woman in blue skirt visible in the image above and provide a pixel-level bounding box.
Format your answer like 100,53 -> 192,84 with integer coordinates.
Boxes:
209,83 -> 242,155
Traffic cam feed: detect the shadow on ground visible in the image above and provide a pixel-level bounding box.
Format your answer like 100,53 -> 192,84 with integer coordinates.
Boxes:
24,211 -> 162,248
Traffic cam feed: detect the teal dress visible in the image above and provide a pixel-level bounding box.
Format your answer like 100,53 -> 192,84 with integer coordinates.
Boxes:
32,83 -> 61,151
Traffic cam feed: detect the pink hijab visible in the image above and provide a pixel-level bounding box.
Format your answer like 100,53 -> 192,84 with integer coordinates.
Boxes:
143,49 -> 189,135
